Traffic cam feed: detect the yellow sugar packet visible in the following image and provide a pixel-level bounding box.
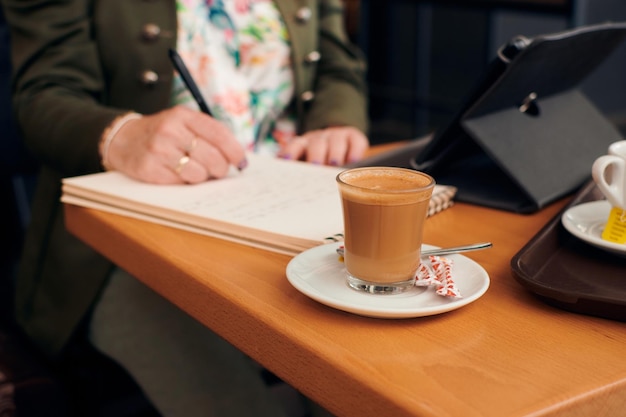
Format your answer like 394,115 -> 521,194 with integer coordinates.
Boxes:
601,206 -> 626,244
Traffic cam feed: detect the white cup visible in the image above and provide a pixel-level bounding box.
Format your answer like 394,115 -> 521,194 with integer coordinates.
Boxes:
609,140 -> 626,159
592,140 -> 626,209
592,141 -> 626,209
608,140 -> 626,159
605,141 -> 626,184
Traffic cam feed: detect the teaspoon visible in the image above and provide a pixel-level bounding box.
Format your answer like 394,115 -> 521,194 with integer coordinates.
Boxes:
335,242 -> 492,258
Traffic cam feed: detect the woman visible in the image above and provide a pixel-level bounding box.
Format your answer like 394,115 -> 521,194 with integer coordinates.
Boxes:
2,0 -> 368,415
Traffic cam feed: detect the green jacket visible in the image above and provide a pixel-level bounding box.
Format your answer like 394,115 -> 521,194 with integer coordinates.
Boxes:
3,0 -> 368,357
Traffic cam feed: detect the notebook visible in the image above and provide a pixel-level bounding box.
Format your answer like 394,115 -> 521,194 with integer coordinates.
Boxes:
62,153 -> 456,256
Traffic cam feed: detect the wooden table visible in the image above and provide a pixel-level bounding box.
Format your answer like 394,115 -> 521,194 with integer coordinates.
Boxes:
64,147 -> 626,417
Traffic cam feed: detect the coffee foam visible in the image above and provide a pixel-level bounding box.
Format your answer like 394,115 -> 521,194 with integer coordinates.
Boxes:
338,168 -> 434,205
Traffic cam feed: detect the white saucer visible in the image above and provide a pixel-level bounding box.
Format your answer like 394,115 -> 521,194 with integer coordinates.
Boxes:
286,242 -> 490,319
561,200 -> 626,256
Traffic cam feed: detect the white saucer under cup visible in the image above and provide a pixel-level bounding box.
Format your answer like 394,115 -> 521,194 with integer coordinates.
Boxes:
561,201 -> 626,256
286,242 -> 490,319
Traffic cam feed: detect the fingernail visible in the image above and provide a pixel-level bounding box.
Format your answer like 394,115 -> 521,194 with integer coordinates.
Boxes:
329,159 -> 339,166
237,158 -> 249,171
280,154 -> 292,160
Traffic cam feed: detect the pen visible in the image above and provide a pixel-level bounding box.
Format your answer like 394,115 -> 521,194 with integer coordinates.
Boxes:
168,48 -> 213,116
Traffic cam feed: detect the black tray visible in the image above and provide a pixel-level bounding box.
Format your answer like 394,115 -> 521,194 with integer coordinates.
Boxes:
511,180 -> 626,321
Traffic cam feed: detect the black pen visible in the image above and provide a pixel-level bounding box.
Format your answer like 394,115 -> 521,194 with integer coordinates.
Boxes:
168,48 -> 213,116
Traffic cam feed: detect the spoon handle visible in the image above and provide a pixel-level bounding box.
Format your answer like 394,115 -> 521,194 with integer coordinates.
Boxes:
335,242 -> 492,258
421,242 -> 492,257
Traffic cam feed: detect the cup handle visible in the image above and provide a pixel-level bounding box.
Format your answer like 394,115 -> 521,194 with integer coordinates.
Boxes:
592,155 -> 626,209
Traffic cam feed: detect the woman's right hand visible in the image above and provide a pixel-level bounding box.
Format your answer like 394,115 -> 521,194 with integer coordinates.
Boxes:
102,106 -> 247,184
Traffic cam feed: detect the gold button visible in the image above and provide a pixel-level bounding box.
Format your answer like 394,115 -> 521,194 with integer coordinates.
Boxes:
295,7 -> 312,23
142,23 -> 161,41
301,91 -> 315,102
140,70 -> 159,85
304,51 -> 321,64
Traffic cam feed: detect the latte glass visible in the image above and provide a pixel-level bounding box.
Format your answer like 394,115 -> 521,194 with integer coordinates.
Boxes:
336,167 -> 435,294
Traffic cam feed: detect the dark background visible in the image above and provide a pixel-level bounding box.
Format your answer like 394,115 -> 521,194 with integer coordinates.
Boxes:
350,0 -> 626,144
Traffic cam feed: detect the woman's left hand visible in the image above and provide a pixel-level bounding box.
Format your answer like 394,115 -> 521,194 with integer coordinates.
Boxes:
278,126 -> 369,166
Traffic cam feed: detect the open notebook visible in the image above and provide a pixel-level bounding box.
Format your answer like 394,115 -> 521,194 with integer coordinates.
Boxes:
62,154 -> 456,256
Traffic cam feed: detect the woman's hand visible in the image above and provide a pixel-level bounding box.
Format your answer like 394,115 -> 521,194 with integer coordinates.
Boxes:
278,126 -> 369,166
103,106 -> 247,184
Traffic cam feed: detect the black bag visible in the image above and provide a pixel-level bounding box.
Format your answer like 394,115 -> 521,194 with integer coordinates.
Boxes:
361,22 -> 626,213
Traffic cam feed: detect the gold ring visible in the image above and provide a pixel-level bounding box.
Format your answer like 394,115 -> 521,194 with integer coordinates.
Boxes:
186,137 -> 199,154
174,155 -> 191,174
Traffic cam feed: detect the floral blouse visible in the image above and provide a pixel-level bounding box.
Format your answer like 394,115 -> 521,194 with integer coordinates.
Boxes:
172,0 -> 296,155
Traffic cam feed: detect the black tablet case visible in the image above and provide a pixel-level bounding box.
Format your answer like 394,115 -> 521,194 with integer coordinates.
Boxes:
399,22 -> 626,213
